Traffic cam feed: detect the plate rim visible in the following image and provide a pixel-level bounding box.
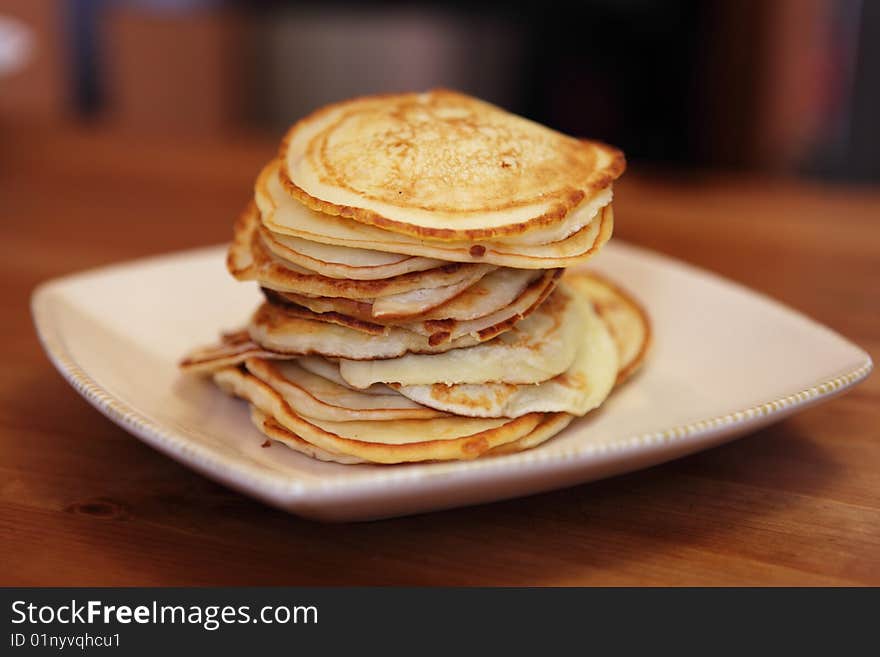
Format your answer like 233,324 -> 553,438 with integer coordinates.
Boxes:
31,243 -> 874,506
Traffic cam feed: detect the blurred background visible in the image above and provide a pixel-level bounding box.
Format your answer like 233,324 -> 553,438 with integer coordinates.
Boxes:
1,0 -> 878,181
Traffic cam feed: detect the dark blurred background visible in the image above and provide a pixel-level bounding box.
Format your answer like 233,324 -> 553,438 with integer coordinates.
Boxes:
2,0 -> 878,181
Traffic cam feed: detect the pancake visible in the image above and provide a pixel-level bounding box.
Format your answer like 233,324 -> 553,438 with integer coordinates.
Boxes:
254,162 -> 614,269
252,407 -> 579,463
337,284 -> 583,388
230,202 -> 495,299
392,286 -> 618,417
180,330 -> 283,373
269,291 -> 379,323
486,412 -> 575,456
244,358 -> 445,421
267,269 -> 560,345
264,271 -> 510,325
248,301 -> 482,359
279,89 -> 624,241
274,267 -> 550,322
261,229 -> 444,280
369,273 -> 491,319
265,267 -> 502,322
399,268 -> 560,344
565,271 -> 651,384
298,355 -> 359,389
250,407 -> 364,464
251,407 -> 578,464
259,296 -> 389,336
263,195 -> 613,268
213,366 -> 543,463
257,160 -> 615,268
414,268 -> 546,321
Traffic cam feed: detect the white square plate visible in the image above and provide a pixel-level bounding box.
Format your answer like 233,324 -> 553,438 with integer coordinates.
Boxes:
32,243 -> 872,521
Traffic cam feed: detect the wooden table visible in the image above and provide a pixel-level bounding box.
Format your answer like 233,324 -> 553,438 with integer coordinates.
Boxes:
2,125 -> 878,586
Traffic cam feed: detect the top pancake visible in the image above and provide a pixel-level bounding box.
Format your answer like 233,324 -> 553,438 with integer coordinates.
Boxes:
280,89 -> 625,242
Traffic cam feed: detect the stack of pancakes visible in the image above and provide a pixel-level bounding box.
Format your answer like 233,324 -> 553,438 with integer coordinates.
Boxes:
182,90 -> 649,464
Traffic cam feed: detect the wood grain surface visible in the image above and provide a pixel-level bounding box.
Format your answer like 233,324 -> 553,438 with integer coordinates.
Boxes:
2,125 -> 877,586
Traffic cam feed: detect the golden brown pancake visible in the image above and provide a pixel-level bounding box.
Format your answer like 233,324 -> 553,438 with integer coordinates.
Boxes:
279,89 -> 624,241
247,301 -> 483,359
272,268 -> 554,322
180,330 -> 283,373
229,202 -> 495,299
260,228 -> 444,281
337,284 -> 583,388
266,269 -> 561,345
486,412 -> 575,456
214,366 -> 544,463
391,281 -> 618,417
258,160 -> 615,268
565,270 -> 651,384
258,294 -> 391,336
245,358 -> 445,422
250,407 -> 364,464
